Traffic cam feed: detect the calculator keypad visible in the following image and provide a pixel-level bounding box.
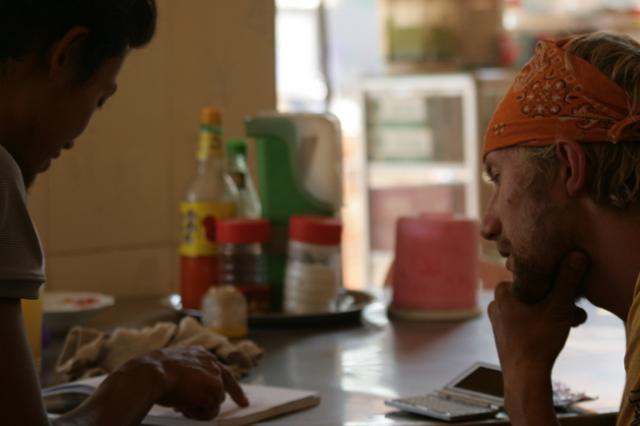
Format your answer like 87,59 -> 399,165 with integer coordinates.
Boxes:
397,394 -> 493,415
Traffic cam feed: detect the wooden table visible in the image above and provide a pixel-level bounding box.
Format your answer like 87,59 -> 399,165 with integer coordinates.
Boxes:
42,291 -> 626,425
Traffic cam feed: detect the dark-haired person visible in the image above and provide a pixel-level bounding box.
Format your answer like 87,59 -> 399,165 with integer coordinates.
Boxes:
483,32 -> 640,425
0,1 -> 247,425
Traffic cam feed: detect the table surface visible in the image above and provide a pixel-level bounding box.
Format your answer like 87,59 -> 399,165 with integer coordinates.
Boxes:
42,290 -> 626,425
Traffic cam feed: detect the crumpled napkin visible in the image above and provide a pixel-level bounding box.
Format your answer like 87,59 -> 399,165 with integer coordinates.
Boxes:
55,317 -> 263,382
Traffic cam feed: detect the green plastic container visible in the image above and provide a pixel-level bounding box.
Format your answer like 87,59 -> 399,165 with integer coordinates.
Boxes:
245,114 -> 340,311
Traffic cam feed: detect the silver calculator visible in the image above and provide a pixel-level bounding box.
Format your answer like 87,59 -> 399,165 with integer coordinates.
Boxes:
385,362 -> 504,422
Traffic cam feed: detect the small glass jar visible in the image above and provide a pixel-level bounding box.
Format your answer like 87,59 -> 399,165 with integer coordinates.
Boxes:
201,285 -> 248,337
284,216 -> 342,314
217,218 -> 271,314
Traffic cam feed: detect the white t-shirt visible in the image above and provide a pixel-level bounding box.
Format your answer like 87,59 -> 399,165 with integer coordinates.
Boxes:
0,144 -> 45,299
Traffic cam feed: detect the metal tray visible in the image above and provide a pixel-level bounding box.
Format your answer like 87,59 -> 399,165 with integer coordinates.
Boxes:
167,290 -> 375,327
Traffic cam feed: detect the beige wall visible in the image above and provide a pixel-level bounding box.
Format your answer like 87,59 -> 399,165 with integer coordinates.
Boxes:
27,1 -> 276,298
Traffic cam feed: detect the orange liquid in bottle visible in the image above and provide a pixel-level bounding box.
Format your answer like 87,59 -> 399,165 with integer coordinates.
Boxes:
179,107 -> 237,310
180,256 -> 219,310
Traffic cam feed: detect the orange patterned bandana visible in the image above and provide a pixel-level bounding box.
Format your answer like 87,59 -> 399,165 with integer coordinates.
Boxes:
483,38 -> 640,157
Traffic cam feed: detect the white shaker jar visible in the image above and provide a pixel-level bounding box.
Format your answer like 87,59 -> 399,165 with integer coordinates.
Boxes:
284,216 -> 342,314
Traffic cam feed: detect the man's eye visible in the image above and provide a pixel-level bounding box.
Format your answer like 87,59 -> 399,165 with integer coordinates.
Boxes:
483,171 -> 499,185
97,98 -> 106,109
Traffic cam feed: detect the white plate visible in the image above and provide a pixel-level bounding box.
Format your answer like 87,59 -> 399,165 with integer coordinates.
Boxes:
43,291 -> 115,313
43,292 -> 115,333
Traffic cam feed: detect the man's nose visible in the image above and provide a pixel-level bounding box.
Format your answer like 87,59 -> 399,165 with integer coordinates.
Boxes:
481,211 -> 501,241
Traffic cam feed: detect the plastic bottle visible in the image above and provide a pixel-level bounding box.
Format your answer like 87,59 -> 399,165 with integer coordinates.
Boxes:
225,139 -> 262,218
284,216 -> 342,314
217,218 -> 271,315
179,107 -> 237,310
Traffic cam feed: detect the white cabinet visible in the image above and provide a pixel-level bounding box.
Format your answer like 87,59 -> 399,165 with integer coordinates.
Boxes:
358,73 -> 480,286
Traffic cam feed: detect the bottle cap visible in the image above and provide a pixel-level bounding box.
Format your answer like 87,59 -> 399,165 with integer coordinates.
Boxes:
217,219 -> 271,244
289,216 -> 342,245
201,107 -> 222,125
226,139 -> 247,157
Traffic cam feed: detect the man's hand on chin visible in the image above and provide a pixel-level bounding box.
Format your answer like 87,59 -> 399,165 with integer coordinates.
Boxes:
488,251 -> 588,426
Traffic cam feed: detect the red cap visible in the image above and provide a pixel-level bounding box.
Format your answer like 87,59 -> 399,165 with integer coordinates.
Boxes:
217,219 -> 271,244
289,216 -> 342,245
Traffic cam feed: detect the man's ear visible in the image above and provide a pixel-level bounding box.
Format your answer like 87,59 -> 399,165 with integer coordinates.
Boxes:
555,140 -> 588,197
47,27 -> 89,86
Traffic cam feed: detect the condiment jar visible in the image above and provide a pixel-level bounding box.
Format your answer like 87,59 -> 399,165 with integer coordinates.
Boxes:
284,216 -> 342,313
201,285 -> 248,337
217,218 -> 271,314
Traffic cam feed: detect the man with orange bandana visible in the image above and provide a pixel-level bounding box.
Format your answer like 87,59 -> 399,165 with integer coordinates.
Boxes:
482,32 -> 640,425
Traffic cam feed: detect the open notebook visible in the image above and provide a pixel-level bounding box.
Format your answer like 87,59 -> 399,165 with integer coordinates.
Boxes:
43,375 -> 321,426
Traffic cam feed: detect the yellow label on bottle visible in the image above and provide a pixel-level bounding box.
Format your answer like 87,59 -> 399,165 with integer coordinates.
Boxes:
197,126 -> 223,160
180,201 -> 236,256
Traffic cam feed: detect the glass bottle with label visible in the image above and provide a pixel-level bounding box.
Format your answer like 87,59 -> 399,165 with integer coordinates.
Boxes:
180,107 -> 237,310
217,218 -> 271,314
284,216 -> 343,314
225,139 -> 262,218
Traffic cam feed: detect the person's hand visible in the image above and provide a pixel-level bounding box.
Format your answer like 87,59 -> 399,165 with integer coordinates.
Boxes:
488,251 -> 587,425
115,345 -> 249,420
488,251 -> 588,375
56,345 -> 249,426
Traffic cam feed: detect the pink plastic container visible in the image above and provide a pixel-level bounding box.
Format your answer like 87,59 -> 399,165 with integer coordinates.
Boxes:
390,213 -> 480,320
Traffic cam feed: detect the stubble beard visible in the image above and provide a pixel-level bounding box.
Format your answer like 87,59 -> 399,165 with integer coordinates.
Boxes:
509,200 -> 570,304
511,255 -> 558,303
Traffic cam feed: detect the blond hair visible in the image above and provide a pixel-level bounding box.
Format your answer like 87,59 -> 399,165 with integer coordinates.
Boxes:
524,32 -> 640,209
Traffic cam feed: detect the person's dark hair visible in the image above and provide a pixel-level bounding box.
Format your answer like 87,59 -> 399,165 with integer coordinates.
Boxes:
0,0 -> 156,80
